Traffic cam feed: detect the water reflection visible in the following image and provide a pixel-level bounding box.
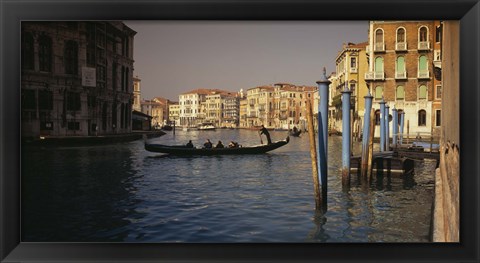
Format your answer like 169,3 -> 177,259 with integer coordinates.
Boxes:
21,131 -> 435,242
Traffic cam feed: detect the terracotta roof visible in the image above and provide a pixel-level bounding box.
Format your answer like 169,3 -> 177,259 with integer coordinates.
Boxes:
348,41 -> 368,48
181,88 -> 233,96
248,85 -> 274,91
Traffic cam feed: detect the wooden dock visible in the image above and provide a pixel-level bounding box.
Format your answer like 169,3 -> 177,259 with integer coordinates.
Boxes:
350,151 -> 415,176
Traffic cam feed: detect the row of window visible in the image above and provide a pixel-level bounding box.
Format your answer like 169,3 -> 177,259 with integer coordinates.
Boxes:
372,55 -> 429,76
374,109 -> 441,127
22,32 -> 131,92
373,85 -> 442,100
374,25 -> 442,47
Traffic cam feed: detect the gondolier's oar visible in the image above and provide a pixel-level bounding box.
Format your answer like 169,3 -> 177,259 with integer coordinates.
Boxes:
258,131 -> 263,144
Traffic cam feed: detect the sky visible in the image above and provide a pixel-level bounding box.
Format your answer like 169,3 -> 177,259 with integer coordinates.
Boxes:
124,21 -> 368,101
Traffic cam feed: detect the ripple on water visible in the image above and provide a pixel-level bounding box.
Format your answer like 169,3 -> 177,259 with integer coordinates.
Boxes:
22,134 -> 435,242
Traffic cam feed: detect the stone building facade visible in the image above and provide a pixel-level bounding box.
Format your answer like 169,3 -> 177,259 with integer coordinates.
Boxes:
366,21 -> 441,139
133,76 -> 141,112
141,97 -> 170,128
21,21 -> 136,138
330,42 -> 369,135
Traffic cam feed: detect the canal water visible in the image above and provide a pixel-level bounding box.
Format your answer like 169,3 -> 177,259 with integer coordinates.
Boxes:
22,129 -> 436,242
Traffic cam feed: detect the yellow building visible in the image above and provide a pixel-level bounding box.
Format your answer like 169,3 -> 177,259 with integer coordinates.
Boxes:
168,102 -> 180,126
333,42 -> 369,138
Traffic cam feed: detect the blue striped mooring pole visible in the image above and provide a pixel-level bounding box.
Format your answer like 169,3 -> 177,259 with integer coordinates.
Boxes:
360,87 -> 373,179
392,106 -> 398,147
385,104 -> 390,151
400,111 -> 405,144
341,83 -> 352,186
379,98 -> 386,152
316,68 -> 330,203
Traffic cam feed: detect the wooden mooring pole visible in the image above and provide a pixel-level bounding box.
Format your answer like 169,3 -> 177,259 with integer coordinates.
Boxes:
406,120 -> 410,144
360,89 -> 373,180
341,84 -> 352,187
306,100 -> 322,211
367,110 -> 375,180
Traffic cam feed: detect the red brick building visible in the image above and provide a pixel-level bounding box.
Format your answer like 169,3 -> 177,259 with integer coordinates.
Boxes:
366,21 -> 442,139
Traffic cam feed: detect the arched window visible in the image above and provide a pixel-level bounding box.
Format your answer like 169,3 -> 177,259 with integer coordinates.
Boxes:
375,86 -> 383,100
418,55 -> 429,78
375,57 -> 384,78
396,56 -> 406,78
419,55 -> 428,71
38,35 -> 52,72
22,32 -> 34,70
396,27 -> 405,43
375,29 -> 384,51
396,86 -> 405,100
419,26 -> 428,42
418,109 -> 426,126
64,40 -> 78,74
419,85 -> 427,100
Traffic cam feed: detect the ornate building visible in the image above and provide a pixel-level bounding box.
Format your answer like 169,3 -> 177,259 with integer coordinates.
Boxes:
21,21 -> 136,138
366,21 -> 442,138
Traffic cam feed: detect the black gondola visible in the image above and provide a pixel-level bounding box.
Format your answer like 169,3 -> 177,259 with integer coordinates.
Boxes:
289,130 -> 301,137
145,137 -> 289,155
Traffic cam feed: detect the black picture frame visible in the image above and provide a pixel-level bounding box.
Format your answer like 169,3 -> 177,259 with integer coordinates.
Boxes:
1,0 -> 479,262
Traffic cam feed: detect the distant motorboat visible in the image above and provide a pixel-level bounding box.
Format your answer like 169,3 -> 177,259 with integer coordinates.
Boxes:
198,123 -> 216,131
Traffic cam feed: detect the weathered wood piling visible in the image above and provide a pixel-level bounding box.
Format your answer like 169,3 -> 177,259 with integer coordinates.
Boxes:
392,106 -> 398,148
341,84 -> 352,186
316,68 -> 330,196
385,104 -> 390,151
360,89 -> 373,180
306,99 -> 322,210
379,98 -> 386,152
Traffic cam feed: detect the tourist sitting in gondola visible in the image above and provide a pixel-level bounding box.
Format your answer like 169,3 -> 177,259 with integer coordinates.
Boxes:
186,140 -> 194,148
228,141 -> 239,148
215,140 -> 225,148
203,139 -> 213,149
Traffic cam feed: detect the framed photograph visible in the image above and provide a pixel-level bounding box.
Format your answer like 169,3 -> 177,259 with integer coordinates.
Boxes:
1,0 -> 479,262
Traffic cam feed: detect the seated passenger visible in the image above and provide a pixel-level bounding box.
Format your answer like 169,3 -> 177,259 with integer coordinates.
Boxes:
216,140 -> 224,148
203,139 -> 213,149
186,140 -> 194,148
228,141 -> 239,148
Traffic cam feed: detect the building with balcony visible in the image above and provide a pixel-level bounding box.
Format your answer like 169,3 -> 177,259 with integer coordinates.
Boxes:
366,21 -> 441,137
332,42 -> 369,137
178,88 -> 235,127
21,21 -> 136,139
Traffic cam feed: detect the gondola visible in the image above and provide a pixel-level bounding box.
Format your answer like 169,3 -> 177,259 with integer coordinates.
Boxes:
145,136 -> 289,155
289,130 -> 301,137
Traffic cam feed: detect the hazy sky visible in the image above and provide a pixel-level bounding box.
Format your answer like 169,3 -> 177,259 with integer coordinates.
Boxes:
124,21 -> 368,101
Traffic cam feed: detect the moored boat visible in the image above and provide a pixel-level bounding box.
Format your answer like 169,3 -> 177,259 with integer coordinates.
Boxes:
198,123 -> 216,130
145,136 -> 290,155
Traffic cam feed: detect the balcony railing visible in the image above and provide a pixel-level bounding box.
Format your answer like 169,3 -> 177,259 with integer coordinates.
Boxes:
418,41 -> 430,51
395,71 -> 407,79
418,70 -> 430,79
350,67 -> 358,73
395,42 -> 407,51
365,71 -> 385,81
374,42 -> 385,52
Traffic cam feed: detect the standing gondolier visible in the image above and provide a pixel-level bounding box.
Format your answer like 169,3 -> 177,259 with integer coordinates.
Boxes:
260,125 -> 272,145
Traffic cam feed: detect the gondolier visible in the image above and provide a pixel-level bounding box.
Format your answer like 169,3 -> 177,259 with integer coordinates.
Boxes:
260,125 -> 272,144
